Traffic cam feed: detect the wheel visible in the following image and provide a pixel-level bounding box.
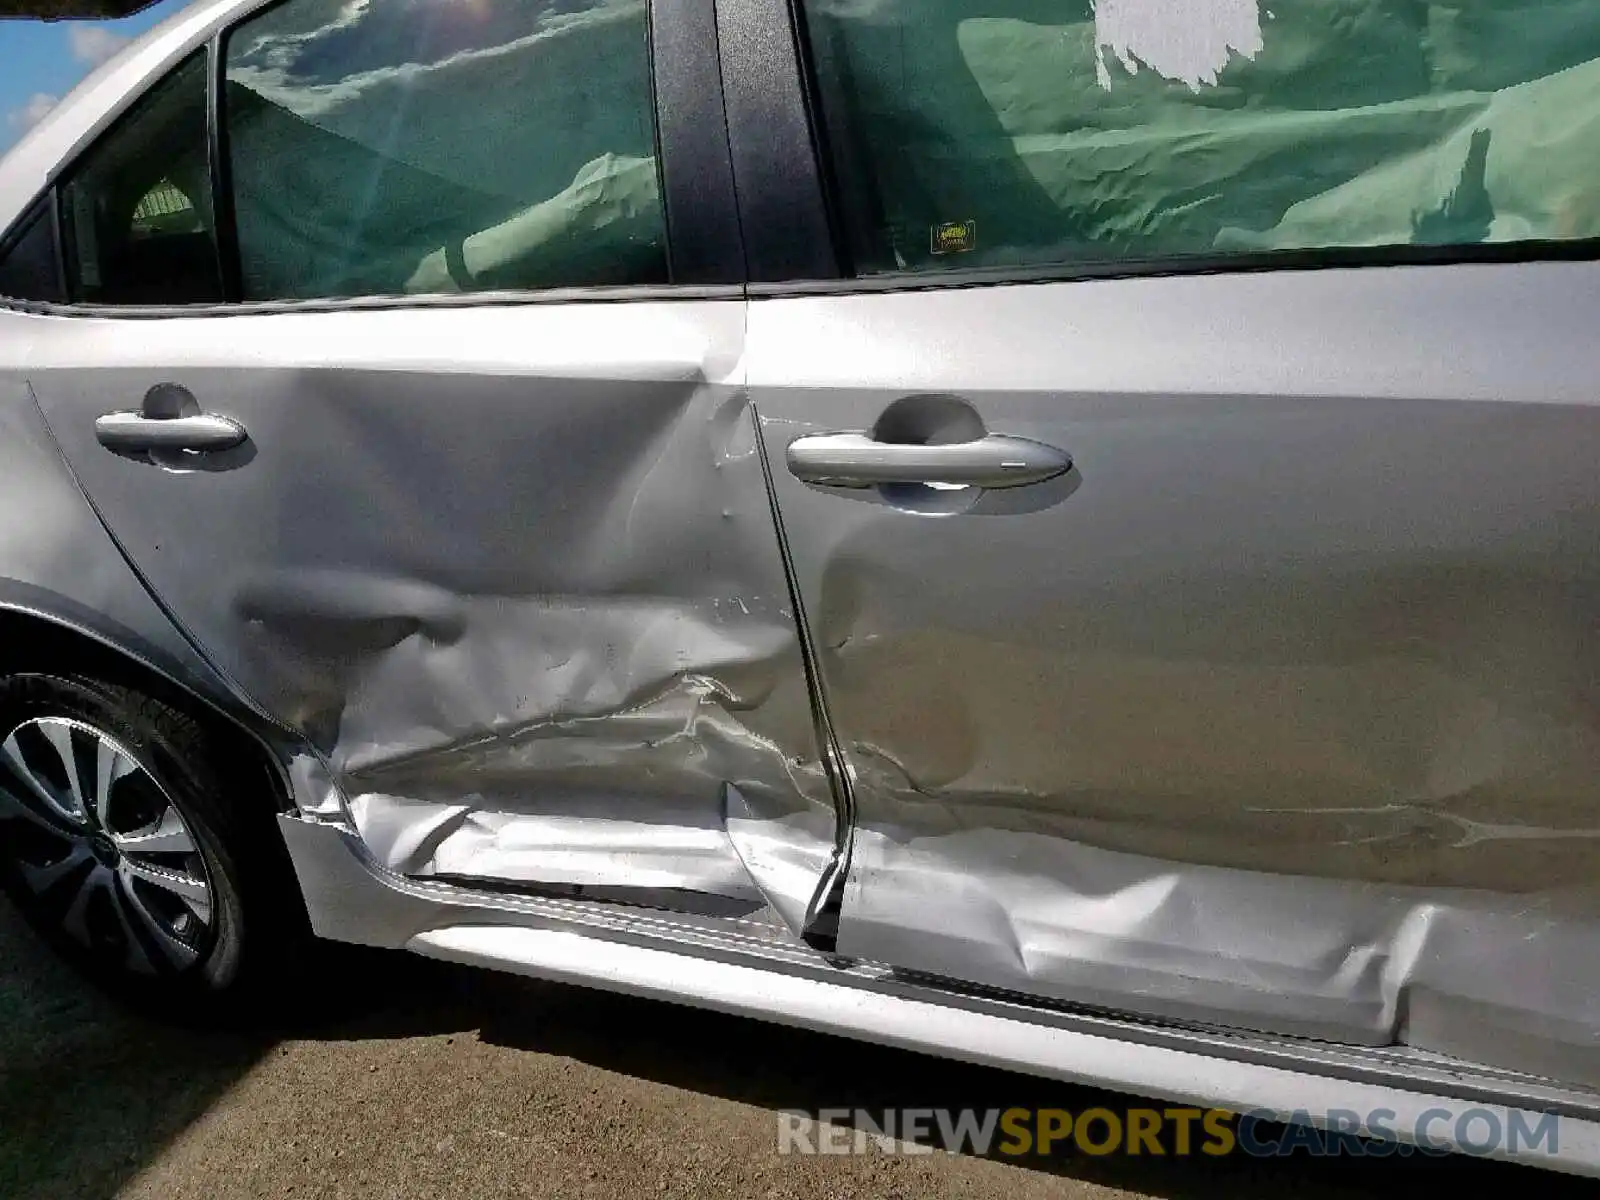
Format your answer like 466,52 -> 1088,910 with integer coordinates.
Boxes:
0,671 -> 299,1016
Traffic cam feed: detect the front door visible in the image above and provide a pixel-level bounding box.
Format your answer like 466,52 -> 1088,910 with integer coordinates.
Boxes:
745,0 -> 1600,1085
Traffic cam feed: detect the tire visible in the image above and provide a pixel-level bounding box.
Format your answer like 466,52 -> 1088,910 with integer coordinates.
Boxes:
0,671 -> 302,1019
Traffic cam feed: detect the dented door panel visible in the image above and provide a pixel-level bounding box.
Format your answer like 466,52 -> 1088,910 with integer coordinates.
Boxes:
748,261 -> 1600,1083
26,302 -> 838,914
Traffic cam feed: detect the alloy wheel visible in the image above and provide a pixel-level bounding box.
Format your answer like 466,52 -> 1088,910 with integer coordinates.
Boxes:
0,715 -> 213,973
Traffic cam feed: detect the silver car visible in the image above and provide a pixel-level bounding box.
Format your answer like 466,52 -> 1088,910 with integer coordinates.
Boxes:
3,0 -> 1599,1174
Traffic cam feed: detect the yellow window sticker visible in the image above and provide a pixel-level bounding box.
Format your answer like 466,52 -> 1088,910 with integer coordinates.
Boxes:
930,220 -> 975,255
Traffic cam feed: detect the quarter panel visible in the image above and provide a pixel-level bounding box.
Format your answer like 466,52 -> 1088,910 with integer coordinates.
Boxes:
0,327 -> 222,689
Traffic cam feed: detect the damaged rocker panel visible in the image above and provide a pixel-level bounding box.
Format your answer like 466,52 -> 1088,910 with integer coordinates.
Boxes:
281,810 -> 1600,1179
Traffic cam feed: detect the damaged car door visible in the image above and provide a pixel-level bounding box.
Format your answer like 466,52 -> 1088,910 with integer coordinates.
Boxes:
744,0 -> 1600,1085
24,0 -> 838,914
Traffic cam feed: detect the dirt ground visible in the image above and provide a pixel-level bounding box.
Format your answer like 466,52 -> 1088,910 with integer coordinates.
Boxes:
1,901 -> 1592,1200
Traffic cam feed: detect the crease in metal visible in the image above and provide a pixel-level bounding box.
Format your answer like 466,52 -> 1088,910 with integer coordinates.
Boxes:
744,397 -> 856,947
744,266 -> 1600,1088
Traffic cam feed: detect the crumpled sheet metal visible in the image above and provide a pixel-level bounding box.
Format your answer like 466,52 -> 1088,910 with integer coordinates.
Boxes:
840,828 -> 1600,1077
723,783 -> 839,934
283,383 -> 837,906
24,301 -> 838,923
342,666 -> 826,901
307,580 -> 833,903
748,267 -> 1600,1085
815,449 -> 1600,1078
351,793 -> 762,900
829,623 -> 1600,1083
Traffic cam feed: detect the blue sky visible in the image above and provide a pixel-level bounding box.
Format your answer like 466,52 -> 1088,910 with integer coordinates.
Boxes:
0,0 -> 194,155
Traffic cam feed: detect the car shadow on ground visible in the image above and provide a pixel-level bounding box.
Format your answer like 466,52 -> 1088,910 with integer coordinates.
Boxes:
0,904 -> 271,1200
385,954 -> 1594,1200
287,943 -> 1597,1200
3,907 -> 1594,1200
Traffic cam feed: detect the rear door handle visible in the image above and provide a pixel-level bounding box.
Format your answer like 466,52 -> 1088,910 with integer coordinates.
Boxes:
786,432 -> 1070,489
94,411 -> 247,454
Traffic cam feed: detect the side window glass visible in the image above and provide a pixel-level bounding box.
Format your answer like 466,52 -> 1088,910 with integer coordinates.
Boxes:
61,51 -> 221,304
0,202 -> 66,303
223,0 -> 668,301
798,0 -> 1600,275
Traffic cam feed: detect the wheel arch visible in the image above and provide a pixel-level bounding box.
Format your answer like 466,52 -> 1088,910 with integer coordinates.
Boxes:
0,590 -> 299,821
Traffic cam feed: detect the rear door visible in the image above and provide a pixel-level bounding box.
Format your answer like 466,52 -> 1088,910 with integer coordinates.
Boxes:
23,0 -> 840,914
733,0 -> 1600,1080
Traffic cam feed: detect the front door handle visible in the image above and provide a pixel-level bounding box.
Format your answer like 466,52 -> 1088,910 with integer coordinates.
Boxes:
94,411 -> 247,454
786,432 -> 1070,489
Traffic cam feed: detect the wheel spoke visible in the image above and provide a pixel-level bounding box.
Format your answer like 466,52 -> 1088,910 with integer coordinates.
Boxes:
17,841 -> 93,897
57,862 -> 114,945
118,856 -> 210,925
93,739 -> 137,829
0,732 -> 77,826
3,715 -> 214,975
111,872 -> 198,971
0,778 -> 71,835
90,874 -> 156,975
111,805 -> 195,857
38,721 -> 88,821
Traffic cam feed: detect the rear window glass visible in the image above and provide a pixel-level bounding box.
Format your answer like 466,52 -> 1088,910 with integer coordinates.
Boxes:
223,0 -> 668,300
60,49 -> 222,303
0,0 -> 194,301
798,0 -> 1600,275
0,201 -> 64,302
